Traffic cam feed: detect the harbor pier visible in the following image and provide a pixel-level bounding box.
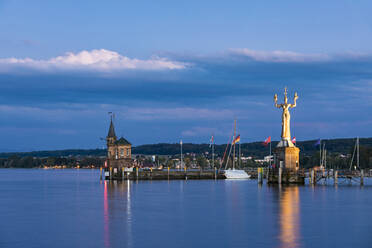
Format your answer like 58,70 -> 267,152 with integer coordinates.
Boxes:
267,167 -> 305,185
309,168 -> 366,186
102,167 -> 226,180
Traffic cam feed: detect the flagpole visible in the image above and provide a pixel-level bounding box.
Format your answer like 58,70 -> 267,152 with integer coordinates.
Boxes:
181,140 -> 183,170
319,139 -> 321,167
212,140 -> 215,169
233,119 -> 236,170
269,139 -> 272,168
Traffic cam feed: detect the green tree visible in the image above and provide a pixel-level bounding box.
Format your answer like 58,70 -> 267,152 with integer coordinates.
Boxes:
196,156 -> 208,169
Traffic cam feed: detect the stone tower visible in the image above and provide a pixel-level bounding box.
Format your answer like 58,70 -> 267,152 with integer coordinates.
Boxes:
106,117 -> 132,168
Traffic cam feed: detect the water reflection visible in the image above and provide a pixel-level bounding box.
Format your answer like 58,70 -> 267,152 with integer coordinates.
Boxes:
278,186 -> 301,248
103,180 -> 133,248
103,181 -> 110,248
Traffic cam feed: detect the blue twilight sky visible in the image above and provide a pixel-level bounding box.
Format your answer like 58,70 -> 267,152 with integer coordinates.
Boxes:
1,0 -> 372,151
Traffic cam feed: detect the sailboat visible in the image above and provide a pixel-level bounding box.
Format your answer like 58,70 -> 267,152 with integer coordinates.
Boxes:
223,120 -> 251,179
349,137 -> 360,171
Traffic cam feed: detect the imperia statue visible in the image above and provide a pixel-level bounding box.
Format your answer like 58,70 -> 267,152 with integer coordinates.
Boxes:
274,87 -> 298,141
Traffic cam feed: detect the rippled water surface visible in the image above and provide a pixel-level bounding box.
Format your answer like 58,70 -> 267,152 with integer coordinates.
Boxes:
1,169 -> 372,248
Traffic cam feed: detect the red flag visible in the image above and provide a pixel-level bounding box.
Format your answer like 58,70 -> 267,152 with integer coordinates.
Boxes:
263,136 -> 271,146
292,137 -> 296,144
232,134 -> 241,144
209,135 -> 214,147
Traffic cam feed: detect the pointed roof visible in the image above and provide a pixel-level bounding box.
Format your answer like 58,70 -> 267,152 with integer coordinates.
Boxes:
116,137 -> 131,145
107,119 -> 116,138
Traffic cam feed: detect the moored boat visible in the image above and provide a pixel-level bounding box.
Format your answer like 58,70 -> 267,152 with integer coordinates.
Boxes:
222,119 -> 251,179
224,168 -> 251,179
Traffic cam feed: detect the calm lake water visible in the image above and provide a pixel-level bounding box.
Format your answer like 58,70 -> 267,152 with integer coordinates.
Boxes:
1,169 -> 372,248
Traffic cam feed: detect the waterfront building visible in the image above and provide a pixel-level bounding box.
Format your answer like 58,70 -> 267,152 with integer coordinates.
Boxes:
106,118 -> 133,168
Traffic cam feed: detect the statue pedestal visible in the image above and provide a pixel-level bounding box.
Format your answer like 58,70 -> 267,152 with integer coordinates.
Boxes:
275,146 -> 300,170
267,140 -> 304,184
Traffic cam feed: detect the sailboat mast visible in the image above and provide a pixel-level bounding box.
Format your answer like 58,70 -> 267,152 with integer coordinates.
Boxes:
225,139 -> 233,169
239,142 -> 241,168
233,119 -> 236,170
357,137 -> 359,169
350,138 -> 357,171
322,143 -> 325,168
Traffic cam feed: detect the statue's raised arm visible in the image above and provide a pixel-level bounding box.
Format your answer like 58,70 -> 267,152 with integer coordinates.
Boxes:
274,94 -> 282,108
274,87 -> 298,141
290,92 -> 298,108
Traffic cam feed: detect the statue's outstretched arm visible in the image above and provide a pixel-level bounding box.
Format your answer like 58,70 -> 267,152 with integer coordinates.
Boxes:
290,92 -> 298,108
274,94 -> 282,108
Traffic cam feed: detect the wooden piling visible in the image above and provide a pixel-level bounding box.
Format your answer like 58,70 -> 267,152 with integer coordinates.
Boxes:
100,167 -> 102,180
334,170 -> 338,185
168,167 -> 170,180
278,166 -> 283,184
214,167 -> 217,180
361,169 -> 364,186
122,167 -> 125,180
258,167 -> 263,184
109,167 -> 112,180
136,167 -> 139,180
310,169 -> 316,185
184,166 -> 187,180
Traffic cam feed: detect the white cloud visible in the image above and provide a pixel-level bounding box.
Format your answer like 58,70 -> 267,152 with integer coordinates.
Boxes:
230,48 -> 331,62
2,48 -> 371,75
0,49 -> 187,73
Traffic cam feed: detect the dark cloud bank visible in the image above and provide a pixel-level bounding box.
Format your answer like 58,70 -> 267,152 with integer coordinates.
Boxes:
0,49 -> 372,151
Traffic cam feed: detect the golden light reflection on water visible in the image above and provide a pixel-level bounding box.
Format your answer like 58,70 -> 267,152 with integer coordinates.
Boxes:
103,181 -> 110,248
279,186 -> 301,248
103,180 -> 132,248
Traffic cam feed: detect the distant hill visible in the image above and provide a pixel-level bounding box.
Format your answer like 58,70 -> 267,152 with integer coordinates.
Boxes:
0,149 -> 107,159
0,137 -> 371,159
133,138 -> 372,157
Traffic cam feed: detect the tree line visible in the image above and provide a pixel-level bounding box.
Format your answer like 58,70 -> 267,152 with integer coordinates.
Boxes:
1,138 -> 372,169
0,155 -> 105,168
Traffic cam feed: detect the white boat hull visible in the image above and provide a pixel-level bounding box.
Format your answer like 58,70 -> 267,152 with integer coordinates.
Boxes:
224,169 -> 251,179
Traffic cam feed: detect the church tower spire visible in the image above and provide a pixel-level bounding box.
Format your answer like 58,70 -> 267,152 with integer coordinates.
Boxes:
106,114 -> 117,146
105,113 -> 132,167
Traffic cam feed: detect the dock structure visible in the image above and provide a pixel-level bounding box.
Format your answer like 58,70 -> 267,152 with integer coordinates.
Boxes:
309,168 -> 366,186
267,167 -> 305,185
102,167 -> 225,180
100,110 -> 366,185
101,117 -> 227,181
